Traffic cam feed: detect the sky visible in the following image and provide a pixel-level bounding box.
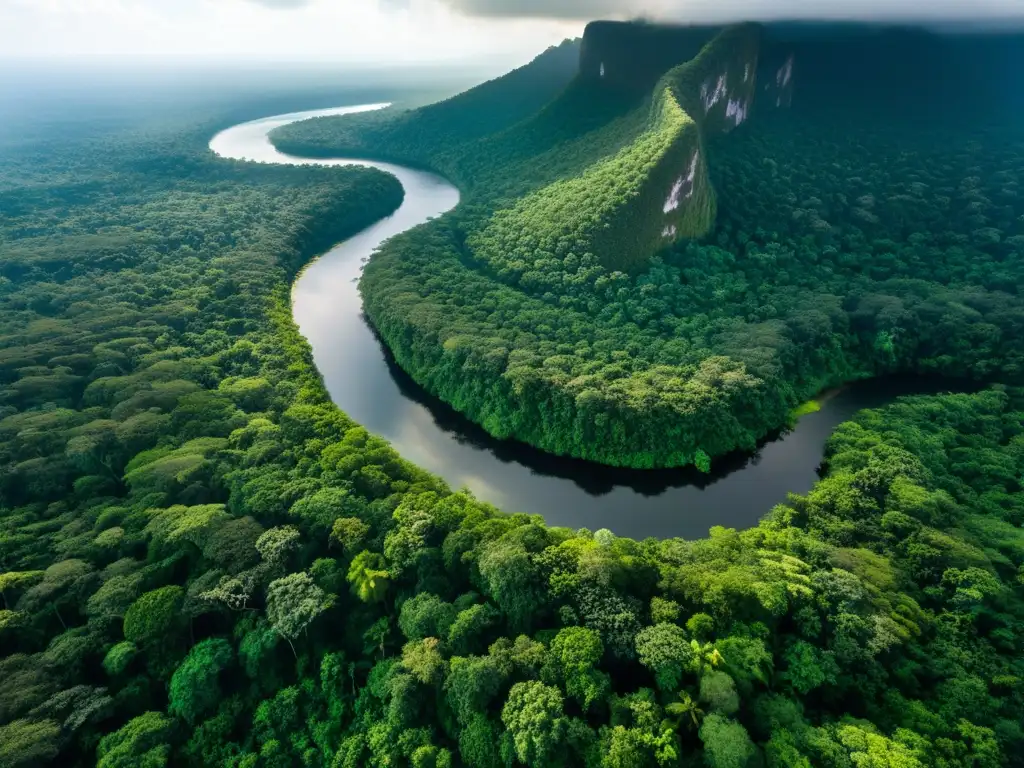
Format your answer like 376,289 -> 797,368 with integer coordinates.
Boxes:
0,0 -> 581,64
2,0 -> 1023,64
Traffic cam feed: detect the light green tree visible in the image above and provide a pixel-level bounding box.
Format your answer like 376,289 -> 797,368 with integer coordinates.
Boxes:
549,626 -> 609,710
347,551 -> 390,604
635,623 -> 693,691
501,681 -> 568,767
266,571 -> 333,657
698,714 -> 758,768
96,711 -> 174,768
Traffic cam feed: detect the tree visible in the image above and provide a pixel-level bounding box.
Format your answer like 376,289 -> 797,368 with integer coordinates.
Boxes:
29,684 -> 113,733
123,586 -> 186,646
199,569 -> 264,612
252,686 -> 303,749
265,572 -> 333,657
635,623 -> 693,691
65,419 -> 124,477
159,504 -> 230,549
781,641 -> 837,695
170,391 -> 245,440
96,711 -> 174,768
0,718 -> 61,767
291,487 -> 359,538
650,597 -> 681,625
180,696 -> 248,768
0,609 -> 25,637
458,713 -> 503,768
478,541 -> 546,633
0,571 -> 44,610
448,603 -> 499,655
695,449 -> 713,474
202,516 -> 264,574
103,642 -> 138,677
331,517 -> 370,554
602,722 -> 680,768
310,557 -> 346,595
446,655 -> 504,725
219,376 -> 274,411
42,628 -> 102,682
16,559 -> 95,629
715,636 -> 772,694
832,723 -> 925,768
576,583 -> 642,660
686,613 -> 715,641
399,593 -> 457,640
238,617 -> 281,680
490,635 -> 546,678
666,691 -> 705,730
699,671 -> 740,715
501,681 -> 568,767
168,638 -> 233,725
364,617 -> 391,660
115,411 -> 171,457
401,637 -> 446,685
549,626 -> 609,709
347,551 -> 390,604
698,714 -> 758,768
255,526 -> 301,569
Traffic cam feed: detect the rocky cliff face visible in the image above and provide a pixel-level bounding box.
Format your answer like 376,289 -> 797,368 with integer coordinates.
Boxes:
580,21 -> 796,113
579,21 -> 720,91
773,26 -> 1024,117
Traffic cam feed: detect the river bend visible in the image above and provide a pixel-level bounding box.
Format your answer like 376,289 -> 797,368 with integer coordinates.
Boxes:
210,104 -> 944,540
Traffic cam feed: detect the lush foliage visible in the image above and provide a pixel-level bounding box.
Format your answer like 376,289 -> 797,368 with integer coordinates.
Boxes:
5,34 -> 1024,768
273,24 -> 1024,469
269,38 -> 581,174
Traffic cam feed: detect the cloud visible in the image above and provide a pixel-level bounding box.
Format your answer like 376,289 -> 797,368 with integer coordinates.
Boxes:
438,0 -> 1024,22
442,0 -> 625,18
244,0 -> 313,8
241,0 -> 409,9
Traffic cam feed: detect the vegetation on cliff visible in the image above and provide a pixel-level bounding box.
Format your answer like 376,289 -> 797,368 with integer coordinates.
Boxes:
5,103 -> 1024,764
274,23 -> 1024,469
4,28 -> 1024,768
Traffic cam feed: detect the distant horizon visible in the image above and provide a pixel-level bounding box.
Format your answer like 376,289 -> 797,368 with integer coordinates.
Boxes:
0,56 -> 534,72
3,13 -> 1024,72
5,0 -> 1024,65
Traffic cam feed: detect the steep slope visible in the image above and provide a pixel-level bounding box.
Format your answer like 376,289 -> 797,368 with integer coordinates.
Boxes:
269,37 -> 581,169
472,25 -> 760,272
274,22 -> 1024,470
578,20 -> 721,90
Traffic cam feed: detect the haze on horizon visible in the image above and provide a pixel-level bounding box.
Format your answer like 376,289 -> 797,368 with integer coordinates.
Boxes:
3,0 -> 1024,68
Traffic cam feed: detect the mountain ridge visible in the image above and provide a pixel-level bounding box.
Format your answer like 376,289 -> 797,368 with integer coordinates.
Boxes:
270,20 -> 1024,469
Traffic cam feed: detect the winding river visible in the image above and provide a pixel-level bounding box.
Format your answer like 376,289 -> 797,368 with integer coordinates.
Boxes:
210,104 -> 954,540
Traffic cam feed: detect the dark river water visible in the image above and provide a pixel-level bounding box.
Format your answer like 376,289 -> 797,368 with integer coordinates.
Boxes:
210,104 -> 958,540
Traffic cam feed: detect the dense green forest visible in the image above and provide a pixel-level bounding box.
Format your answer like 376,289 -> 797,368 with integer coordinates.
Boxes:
5,99 -> 1024,765
272,23 -> 1024,470
4,32 -> 1024,768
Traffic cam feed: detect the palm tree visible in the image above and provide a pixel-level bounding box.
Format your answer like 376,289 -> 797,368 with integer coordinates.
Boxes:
346,551 -> 390,604
666,691 -> 705,730
690,639 -> 725,675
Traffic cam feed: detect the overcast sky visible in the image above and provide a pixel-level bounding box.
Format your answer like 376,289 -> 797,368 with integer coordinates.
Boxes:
0,0 -> 579,64
2,0 -> 1022,63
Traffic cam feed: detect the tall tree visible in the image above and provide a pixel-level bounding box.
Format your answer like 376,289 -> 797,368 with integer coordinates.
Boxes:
265,572 -> 333,657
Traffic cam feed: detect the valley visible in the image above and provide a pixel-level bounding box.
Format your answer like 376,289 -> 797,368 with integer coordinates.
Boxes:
2,17 -> 1024,768
217,103 -> 972,540
273,23 -> 1024,470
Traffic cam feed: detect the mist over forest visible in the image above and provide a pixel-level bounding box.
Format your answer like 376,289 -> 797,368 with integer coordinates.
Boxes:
3,11 -> 1024,768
